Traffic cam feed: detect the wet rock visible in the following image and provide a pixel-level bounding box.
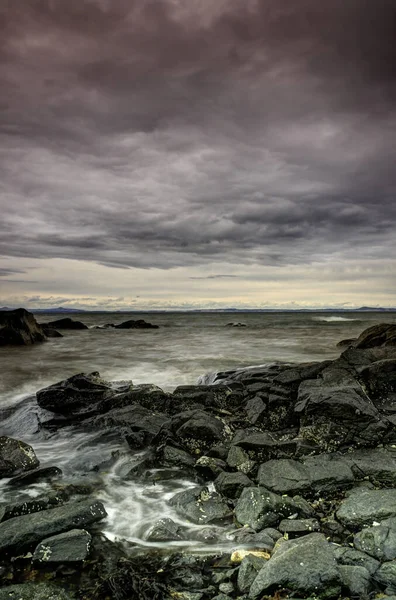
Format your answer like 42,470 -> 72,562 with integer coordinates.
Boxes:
337,488 -> 396,528
161,444 -> 195,468
41,317 -> 88,330
0,308 -> 46,345
172,384 -> 241,413
0,583 -> 73,600
339,565 -> 371,597
249,533 -> 341,599
214,471 -> 253,499
336,338 -> 357,348
245,396 -> 266,425
226,445 -> 255,475
376,562 -> 396,594
93,404 -> 169,447
115,318 -> 159,329
238,554 -> 268,593
346,446 -> 396,486
145,518 -> 186,542
8,465 -> 62,487
235,486 -> 299,530
36,372 -> 130,416
103,383 -> 171,413
360,358 -> 396,400
0,499 -> 106,553
42,327 -> 63,338
0,493 -> 64,523
225,527 -> 275,551
355,323 -> 396,348
0,436 -> 39,478
33,528 -> 92,563
169,486 -> 232,525
195,455 -> 227,478
333,545 -> 380,575
278,518 -> 320,536
172,409 -> 225,451
226,322 -> 246,327
354,523 -> 396,560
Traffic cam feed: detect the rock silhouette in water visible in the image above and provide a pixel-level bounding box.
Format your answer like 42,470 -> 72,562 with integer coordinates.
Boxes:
40,317 -> 88,330
0,308 -> 47,345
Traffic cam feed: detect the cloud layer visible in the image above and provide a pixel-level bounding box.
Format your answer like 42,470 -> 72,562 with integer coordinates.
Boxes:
0,0 -> 395,306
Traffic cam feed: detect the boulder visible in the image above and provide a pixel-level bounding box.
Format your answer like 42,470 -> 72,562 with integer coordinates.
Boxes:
278,518 -> 320,536
33,528 -> 92,563
338,565 -> 371,598
145,518 -> 186,542
354,522 -> 396,561
172,409 -> 225,451
249,533 -> 341,599
355,323 -> 396,348
214,471 -> 253,499
0,499 -> 106,553
235,487 -> 299,531
115,319 -> 159,329
0,436 -> 39,478
360,358 -> 396,399
238,554 -> 268,594
332,545 -> 380,575
0,493 -> 64,523
93,404 -> 169,447
8,466 -> 62,487
375,561 -> 396,594
0,308 -> 46,345
169,486 -> 232,525
42,327 -> 63,338
36,372 -> 132,417
41,317 -> 88,330
337,488 -> 396,528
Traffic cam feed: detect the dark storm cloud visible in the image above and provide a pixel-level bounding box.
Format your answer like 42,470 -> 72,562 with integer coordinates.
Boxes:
0,0 -> 395,271
0,268 -> 26,277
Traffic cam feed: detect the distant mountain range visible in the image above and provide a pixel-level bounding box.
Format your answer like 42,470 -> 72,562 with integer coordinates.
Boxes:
1,306 -> 396,313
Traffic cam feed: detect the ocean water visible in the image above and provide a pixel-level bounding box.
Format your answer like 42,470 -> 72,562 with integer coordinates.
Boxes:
1,311 -> 395,551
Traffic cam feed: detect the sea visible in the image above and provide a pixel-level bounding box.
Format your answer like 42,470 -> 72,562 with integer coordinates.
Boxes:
1,310 -> 395,552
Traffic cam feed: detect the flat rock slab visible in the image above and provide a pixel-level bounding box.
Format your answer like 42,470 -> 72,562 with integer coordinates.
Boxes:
354,524 -> 396,561
249,533 -> 341,599
337,488 -> 396,528
33,528 -> 92,563
0,583 -> 73,600
0,499 -> 106,553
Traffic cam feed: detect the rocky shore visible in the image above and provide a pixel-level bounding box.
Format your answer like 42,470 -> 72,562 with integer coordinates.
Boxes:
1,317 -> 396,599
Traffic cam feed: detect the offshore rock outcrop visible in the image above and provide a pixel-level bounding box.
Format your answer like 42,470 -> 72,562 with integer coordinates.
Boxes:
2,322 -> 396,599
0,308 -> 47,346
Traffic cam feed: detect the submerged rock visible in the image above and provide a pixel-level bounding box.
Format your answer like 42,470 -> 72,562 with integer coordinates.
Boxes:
355,323 -> 396,348
0,308 -> 46,345
41,317 -> 88,330
115,319 -> 159,329
0,436 -> 39,478
8,465 -> 62,487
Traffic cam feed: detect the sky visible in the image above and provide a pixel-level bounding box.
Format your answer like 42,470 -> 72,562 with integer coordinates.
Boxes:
0,0 -> 395,310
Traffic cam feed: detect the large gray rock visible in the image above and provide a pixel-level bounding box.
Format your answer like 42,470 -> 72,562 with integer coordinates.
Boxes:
238,554 -> 268,594
93,404 -> 169,447
355,323 -> 396,349
0,499 -> 106,553
0,583 -> 73,600
354,523 -> 396,561
36,372 -> 132,417
235,487 -> 298,531
338,565 -> 371,597
169,486 -> 232,525
0,308 -> 46,345
0,436 -> 40,478
376,561 -> 396,594
0,493 -> 64,523
214,471 -> 253,499
249,533 -> 341,599
172,409 -> 225,451
145,518 -> 186,542
333,545 -> 380,575
33,528 -> 91,563
337,488 -> 396,528
360,359 -> 396,400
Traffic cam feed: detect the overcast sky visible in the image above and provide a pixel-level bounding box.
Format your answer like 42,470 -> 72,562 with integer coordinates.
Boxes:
0,0 -> 395,310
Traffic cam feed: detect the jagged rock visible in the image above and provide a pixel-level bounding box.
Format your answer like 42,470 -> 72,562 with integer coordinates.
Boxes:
0,436 -> 40,478
238,554 -> 268,593
169,486 -> 232,525
355,323 -> 396,348
336,338 -> 357,348
195,455 -> 227,478
33,528 -> 92,563
214,471 -> 253,499
36,372 -> 132,417
42,326 -> 63,338
235,487 -> 299,530
354,521 -> 396,560
8,466 -> 62,487
249,533 -> 341,599
172,409 -> 225,452
278,518 -> 320,536
226,445 -> 255,474
338,565 -> 371,597
0,583 -> 73,600
0,308 -> 46,345
245,396 -> 266,425
41,317 -> 88,330
360,358 -> 396,399
375,562 -> 396,594
93,404 -> 169,447
146,518 -> 186,542
172,384 -> 242,413
0,499 -> 106,553
333,545 -> 380,575
0,493 -> 64,523
115,319 -> 159,329
337,488 -> 396,528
